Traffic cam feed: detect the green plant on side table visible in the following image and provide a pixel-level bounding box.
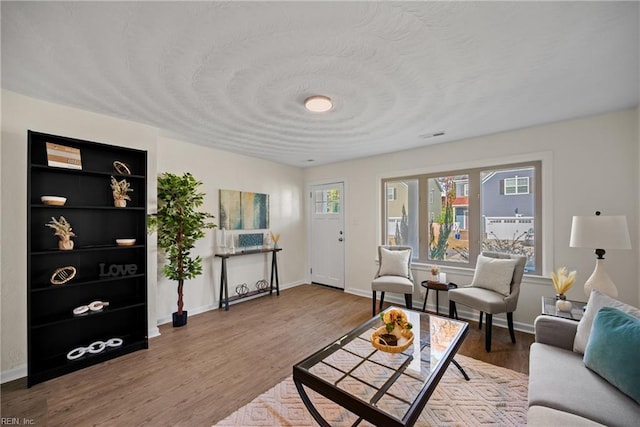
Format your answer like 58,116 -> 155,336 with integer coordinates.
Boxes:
148,172 -> 216,327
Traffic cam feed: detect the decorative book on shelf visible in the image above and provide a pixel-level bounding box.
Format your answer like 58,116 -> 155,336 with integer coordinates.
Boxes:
46,142 -> 82,170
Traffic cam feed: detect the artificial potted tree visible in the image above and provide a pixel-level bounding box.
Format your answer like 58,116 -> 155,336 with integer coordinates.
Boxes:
148,172 -> 216,327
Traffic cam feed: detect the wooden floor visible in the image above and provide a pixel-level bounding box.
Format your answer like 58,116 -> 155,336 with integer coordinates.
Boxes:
1,284 -> 533,426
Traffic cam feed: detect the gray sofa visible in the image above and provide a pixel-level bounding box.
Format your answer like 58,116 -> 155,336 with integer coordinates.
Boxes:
528,315 -> 640,426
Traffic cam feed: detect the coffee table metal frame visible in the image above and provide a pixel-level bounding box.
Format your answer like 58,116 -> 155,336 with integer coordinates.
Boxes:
292,307 -> 469,427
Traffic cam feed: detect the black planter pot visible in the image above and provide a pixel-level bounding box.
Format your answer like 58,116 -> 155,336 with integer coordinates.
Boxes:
172,310 -> 188,327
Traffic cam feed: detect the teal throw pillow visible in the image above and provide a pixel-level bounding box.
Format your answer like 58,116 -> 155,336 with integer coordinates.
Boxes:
583,307 -> 640,404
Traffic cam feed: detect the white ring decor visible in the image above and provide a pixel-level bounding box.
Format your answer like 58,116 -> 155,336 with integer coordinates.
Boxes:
88,301 -> 109,311
66,337 -> 123,360
66,347 -> 86,360
88,341 -> 106,353
107,338 -> 123,347
73,305 -> 89,315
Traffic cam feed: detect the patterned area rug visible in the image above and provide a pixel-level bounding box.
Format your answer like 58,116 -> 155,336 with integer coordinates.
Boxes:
215,355 -> 528,426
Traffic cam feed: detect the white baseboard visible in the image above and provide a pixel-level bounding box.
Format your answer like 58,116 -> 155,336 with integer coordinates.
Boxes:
155,280 -> 306,326
148,326 -> 161,339
345,288 -> 534,334
1,364 -> 27,384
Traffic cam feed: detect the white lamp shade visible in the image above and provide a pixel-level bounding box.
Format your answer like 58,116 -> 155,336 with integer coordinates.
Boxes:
569,215 -> 631,250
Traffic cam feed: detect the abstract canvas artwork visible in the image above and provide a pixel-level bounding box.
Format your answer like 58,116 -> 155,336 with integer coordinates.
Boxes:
220,189 -> 269,230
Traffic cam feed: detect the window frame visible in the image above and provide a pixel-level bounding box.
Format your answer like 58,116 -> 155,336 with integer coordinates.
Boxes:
381,160 -> 542,274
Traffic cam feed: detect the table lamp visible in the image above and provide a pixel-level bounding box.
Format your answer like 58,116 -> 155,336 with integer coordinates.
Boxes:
569,211 -> 631,298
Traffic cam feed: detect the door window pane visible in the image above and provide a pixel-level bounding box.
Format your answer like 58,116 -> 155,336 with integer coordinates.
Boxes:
315,188 -> 340,214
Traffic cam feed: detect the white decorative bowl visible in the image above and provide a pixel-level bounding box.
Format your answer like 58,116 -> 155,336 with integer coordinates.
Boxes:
116,238 -> 136,246
41,196 -> 67,206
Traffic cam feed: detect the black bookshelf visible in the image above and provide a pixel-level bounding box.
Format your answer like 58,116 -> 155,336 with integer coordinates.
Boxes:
27,130 -> 148,387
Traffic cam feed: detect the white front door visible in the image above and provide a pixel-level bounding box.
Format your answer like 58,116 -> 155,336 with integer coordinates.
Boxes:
310,182 -> 345,289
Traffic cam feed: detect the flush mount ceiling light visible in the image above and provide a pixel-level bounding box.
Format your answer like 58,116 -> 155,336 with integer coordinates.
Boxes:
304,95 -> 333,113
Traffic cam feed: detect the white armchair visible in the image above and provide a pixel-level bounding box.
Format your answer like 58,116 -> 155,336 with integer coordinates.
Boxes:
371,245 -> 414,316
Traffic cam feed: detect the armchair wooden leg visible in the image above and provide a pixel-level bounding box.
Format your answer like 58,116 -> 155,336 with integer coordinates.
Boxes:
449,301 -> 457,319
479,312 -> 483,329
379,292 -> 385,311
507,312 -> 516,344
372,291 -> 377,316
404,294 -> 412,310
485,313 -> 493,352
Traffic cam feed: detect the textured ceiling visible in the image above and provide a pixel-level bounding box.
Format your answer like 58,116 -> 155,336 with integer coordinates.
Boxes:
2,2 -> 638,167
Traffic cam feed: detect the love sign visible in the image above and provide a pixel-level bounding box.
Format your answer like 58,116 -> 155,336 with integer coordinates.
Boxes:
99,263 -> 138,277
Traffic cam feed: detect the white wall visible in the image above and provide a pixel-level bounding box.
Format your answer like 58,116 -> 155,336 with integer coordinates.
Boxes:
0,90 -> 307,381
305,108 -> 639,331
153,136 -> 306,323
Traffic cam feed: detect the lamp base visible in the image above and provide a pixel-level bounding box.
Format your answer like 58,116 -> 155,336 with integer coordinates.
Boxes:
584,259 -> 618,298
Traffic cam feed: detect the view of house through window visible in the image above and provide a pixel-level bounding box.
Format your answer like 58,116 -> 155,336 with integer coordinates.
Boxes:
382,162 -> 540,274
481,167 -> 536,271
384,179 -> 418,251
428,175 -> 469,264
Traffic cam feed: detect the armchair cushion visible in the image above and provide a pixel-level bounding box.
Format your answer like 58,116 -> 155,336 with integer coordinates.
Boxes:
573,289 -> 640,354
377,247 -> 411,278
448,286 -> 508,314
470,255 -> 517,296
372,275 -> 414,293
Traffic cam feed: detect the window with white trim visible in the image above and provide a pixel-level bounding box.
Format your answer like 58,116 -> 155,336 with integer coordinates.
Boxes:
382,162 -> 541,274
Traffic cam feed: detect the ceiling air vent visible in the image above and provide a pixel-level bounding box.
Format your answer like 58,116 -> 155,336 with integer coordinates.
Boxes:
420,131 -> 445,139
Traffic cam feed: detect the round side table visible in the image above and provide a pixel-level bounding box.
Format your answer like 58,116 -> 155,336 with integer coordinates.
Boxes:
421,280 -> 458,316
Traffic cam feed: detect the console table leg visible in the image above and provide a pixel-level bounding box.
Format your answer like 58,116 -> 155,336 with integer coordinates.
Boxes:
222,258 -> 230,311
270,250 -> 280,296
219,258 -> 225,309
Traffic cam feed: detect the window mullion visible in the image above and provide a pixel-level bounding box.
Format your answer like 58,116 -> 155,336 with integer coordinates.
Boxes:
468,170 -> 481,265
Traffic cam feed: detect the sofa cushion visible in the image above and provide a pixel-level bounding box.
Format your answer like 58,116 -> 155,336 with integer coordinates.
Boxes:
378,248 -> 411,278
584,307 -> 640,404
529,342 -> 640,426
573,289 -> 640,354
470,255 -> 516,296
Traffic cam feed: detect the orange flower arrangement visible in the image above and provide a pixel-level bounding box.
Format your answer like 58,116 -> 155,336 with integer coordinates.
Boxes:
381,308 -> 413,334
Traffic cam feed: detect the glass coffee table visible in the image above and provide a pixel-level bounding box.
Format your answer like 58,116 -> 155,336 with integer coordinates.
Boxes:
293,307 -> 469,427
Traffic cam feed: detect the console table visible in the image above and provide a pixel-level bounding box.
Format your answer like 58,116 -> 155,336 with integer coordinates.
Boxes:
215,248 -> 282,311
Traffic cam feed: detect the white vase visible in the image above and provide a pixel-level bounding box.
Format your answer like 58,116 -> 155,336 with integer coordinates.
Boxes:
556,299 -> 573,312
